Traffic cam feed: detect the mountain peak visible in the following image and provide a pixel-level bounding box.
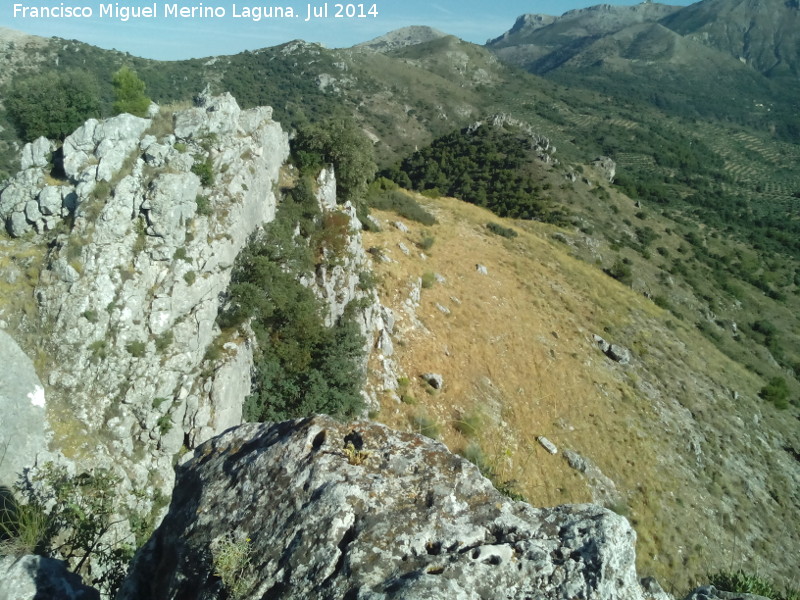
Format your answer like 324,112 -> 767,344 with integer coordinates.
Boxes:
355,25 -> 449,52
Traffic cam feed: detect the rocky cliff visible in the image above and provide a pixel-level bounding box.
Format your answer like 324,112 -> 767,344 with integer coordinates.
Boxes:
117,415 -> 666,600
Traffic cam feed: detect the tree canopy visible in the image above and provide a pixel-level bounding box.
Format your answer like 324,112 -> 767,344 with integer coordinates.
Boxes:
112,66 -> 151,117
5,69 -> 101,141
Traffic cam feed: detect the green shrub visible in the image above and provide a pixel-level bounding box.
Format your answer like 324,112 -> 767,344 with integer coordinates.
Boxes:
126,340 -> 146,357
191,157 -> 215,187
193,194 -> 212,216
418,236 -> 436,251
421,271 -> 436,289
759,376 -> 790,409
410,413 -> 440,439
219,191 -> 366,422
709,570 -> 800,600
183,271 -> 197,285
6,69 -> 101,141
154,331 -> 174,353
605,258 -> 633,286
212,534 -> 256,600
486,222 -> 518,238
112,66 -> 151,117
367,188 -> 437,226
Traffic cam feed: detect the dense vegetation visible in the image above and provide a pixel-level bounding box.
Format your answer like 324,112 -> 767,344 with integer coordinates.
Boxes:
218,176 -> 366,422
382,123 -> 568,224
5,69 -> 102,141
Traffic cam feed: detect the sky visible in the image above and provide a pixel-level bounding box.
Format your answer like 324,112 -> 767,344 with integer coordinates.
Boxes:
4,0 -> 697,61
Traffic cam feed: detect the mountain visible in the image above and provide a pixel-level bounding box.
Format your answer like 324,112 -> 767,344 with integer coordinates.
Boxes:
1,14 -> 799,598
355,25 -> 449,52
486,1 -> 800,137
660,0 -> 800,79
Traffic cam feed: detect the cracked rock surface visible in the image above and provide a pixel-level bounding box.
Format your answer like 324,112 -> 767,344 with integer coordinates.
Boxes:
119,415 -> 652,600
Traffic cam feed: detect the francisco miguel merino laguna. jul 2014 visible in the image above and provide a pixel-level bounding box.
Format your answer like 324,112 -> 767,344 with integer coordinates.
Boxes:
13,2 -> 379,21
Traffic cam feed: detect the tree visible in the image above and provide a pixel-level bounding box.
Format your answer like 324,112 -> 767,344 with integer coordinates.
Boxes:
5,70 -> 101,141
292,118 -> 377,204
112,66 -> 150,117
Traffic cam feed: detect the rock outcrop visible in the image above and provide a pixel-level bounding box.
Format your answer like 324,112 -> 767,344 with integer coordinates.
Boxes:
119,415 -> 657,600
0,91 -> 290,558
0,555 -> 100,600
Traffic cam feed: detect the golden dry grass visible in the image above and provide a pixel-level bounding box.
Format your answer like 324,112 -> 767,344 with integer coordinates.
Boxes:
363,194 -> 798,592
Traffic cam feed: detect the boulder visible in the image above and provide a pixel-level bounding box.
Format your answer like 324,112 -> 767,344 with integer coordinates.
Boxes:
20,137 -> 55,170
119,416 -> 653,600
0,554 -> 99,600
421,372 -> 444,389
0,330 -> 49,489
683,586 -> 771,600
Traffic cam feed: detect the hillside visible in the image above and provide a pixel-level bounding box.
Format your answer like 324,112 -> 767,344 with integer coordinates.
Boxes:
1,7 -> 800,597
361,181 -> 800,592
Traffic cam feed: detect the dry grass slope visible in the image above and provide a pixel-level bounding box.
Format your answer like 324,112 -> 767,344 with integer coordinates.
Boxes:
364,194 -> 800,594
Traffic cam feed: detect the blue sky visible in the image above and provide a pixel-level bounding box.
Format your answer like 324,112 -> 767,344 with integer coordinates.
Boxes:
5,0 -> 696,61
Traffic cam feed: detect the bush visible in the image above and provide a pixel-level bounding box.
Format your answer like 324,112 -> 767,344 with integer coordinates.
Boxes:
126,340 -> 146,357
191,157 -> 215,187
112,66 -> 151,117
486,222 -> 518,238
759,376 -> 790,409
605,258 -> 633,286
220,190 -> 366,422
292,117 -> 376,203
195,194 -> 212,216
5,69 -> 101,141
709,570 -> 800,600
367,187 -> 437,226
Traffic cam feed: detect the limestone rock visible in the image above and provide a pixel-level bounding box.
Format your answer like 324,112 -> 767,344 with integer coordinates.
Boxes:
119,416 -> 652,600
593,156 -> 617,183
683,586 -> 770,600
421,372 -> 444,389
607,344 -> 631,365
0,555 -> 100,600
20,136 -> 55,170
0,330 -> 50,488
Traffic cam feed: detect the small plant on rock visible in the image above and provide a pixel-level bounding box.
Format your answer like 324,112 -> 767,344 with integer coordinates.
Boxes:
212,533 -> 257,600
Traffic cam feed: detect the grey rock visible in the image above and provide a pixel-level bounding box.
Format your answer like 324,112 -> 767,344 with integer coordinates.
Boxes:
0,555 -> 100,600
537,436 -> 558,455
398,241 -> 411,255
563,449 -> 620,506
393,220 -> 409,233
436,303 -> 451,315
174,91 -> 241,139
8,212 -> 32,237
37,186 -> 62,216
683,585 -> 770,600
593,333 -> 611,354
607,344 -> 631,365
641,576 -> 672,600
0,330 -> 49,488
142,172 -> 200,246
118,416 -> 652,600
476,263 -> 489,275
316,167 -> 337,210
422,372 -> 444,389
593,156 -> 617,183
20,136 -> 55,170
376,329 -> 394,357
23,200 -> 41,223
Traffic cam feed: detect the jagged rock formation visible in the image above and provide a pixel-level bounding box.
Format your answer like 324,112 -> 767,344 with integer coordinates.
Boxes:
0,555 -> 99,600
118,415 -> 659,600
0,90 -> 289,558
0,330 -> 50,487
